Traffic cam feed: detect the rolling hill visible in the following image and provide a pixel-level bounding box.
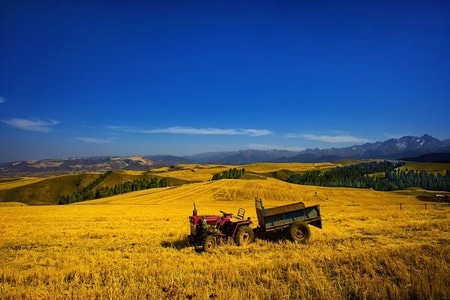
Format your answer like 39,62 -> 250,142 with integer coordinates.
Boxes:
0,162 -> 341,205
1,161 -> 449,206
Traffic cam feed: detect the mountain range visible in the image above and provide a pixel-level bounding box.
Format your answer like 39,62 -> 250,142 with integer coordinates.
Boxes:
1,134 -> 449,176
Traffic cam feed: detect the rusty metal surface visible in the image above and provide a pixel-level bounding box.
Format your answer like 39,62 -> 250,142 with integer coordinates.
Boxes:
262,201 -> 305,217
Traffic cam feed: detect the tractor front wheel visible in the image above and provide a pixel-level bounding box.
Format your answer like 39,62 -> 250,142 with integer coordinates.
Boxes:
203,236 -> 216,252
235,226 -> 255,246
289,221 -> 311,243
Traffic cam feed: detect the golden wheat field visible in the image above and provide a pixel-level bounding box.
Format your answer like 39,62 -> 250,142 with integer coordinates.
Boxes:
1,168 -> 450,299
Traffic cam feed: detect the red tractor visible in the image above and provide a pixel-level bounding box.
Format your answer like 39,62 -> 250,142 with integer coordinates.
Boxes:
188,204 -> 254,252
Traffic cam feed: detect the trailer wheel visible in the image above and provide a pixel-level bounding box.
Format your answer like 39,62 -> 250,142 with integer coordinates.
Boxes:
289,221 -> 311,243
203,236 -> 216,252
235,226 -> 255,246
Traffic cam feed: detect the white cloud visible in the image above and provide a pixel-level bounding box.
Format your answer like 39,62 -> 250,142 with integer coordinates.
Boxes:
296,134 -> 372,143
76,137 -> 111,144
2,118 -> 59,132
0,97 -> 5,104
108,126 -> 272,137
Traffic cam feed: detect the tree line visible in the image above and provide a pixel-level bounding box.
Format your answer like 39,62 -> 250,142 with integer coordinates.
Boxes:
93,177 -> 167,199
58,171 -> 112,204
58,172 -> 168,204
287,161 -> 450,192
211,168 -> 245,181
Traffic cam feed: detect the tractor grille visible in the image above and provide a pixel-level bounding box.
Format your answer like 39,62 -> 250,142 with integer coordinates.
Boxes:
190,223 -> 196,235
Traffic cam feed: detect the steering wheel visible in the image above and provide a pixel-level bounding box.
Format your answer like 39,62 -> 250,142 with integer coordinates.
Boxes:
219,210 -> 230,216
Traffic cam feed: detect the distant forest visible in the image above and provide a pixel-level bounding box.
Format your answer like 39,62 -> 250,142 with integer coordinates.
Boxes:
211,168 -> 245,181
287,161 -> 450,192
58,171 -> 168,204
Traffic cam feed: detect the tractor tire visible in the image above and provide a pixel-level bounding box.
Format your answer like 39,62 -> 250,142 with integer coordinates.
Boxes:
289,221 -> 311,243
235,226 -> 255,246
203,236 -> 216,252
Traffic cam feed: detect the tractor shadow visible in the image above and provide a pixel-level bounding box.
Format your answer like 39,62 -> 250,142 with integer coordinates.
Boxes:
254,229 -> 291,243
160,239 -> 208,253
160,231 -> 296,251
160,238 -> 191,250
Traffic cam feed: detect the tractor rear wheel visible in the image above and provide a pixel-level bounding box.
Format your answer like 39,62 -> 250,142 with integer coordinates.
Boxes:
235,226 -> 254,246
289,221 -> 310,243
203,236 -> 216,252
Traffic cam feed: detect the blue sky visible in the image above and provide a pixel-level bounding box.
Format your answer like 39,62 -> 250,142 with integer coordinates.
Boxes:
1,0 -> 449,162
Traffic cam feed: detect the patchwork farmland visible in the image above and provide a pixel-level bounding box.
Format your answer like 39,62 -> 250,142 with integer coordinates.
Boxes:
1,163 -> 449,299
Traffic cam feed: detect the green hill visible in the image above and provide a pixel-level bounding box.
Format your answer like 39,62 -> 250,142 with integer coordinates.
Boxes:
0,173 -> 100,205
0,171 -> 191,205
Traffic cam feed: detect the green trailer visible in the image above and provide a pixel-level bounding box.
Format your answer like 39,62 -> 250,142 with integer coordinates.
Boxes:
254,198 -> 322,242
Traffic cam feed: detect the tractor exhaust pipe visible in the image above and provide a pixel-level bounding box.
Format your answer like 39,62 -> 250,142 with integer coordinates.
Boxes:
193,203 -> 197,216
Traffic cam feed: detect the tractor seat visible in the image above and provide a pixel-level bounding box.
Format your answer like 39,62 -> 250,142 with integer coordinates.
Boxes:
236,208 -> 245,220
233,208 -> 245,221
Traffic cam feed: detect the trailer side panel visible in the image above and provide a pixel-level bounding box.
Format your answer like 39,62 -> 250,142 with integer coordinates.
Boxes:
255,198 -> 322,231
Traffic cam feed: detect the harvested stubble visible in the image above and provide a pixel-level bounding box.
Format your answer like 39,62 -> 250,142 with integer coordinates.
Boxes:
1,183 -> 449,299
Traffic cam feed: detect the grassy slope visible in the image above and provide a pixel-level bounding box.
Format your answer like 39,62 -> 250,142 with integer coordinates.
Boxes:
0,161 -> 448,206
83,177 -> 420,207
402,162 -> 450,174
1,162 -> 449,299
0,173 -> 100,205
97,170 -> 190,188
1,178 -> 448,299
0,177 -> 46,190
0,170 -> 192,205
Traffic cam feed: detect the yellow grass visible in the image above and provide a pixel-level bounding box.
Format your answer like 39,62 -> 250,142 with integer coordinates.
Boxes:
153,165 -> 228,182
402,162 -> 450,175
1,178 -> 449,299
0,202 -> 27,207
0,177 -> 45,191
241,162 -> 338,172
147,163 -> 338,182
